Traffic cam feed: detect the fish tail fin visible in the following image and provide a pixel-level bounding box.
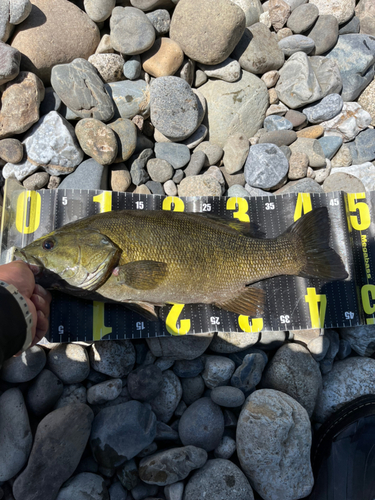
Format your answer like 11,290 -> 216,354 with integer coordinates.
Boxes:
287,207 -> 348,280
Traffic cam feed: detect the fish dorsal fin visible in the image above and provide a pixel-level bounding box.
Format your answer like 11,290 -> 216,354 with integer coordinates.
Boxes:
113,260 -> 168,290
193,213 -> 264,238
214,286 -> 265,317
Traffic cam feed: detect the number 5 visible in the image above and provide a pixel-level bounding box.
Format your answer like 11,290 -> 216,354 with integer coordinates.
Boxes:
347,193 -> 370,231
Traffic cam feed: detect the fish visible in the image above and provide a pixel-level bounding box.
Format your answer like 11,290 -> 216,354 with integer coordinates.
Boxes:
13,206 -> 348,319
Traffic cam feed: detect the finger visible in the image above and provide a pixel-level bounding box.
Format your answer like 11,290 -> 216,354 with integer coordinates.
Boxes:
36,309 -> 49,338
30,293 -> 51,319
34,284 -> 52,304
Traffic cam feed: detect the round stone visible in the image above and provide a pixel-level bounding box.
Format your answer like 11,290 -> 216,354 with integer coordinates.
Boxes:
150,76 -> 200,141
75,118 -> 117,165
278,34 -> 315,56
0,41 -> 21,86
169,0 -> 246,65
194,142 -> 223,167
127,364 -> 163,402
147,158 -> 173,182
108,118 -> 137,162
83,0 -> 116,22
47,344 -> 90,384
146,335 -> 213,360
23,171 -> 49,190
210,386 -> 245,407
264,115 -> 293,131
181,376 -> 206,406
154,142 -> 190,169
0,345 -> 46,383
309,0 -> 355,24
142,37 -> 184,78
309,15 -> 339,55
244,143 -> 289,190
123,55 -> 142,80
88,53 -> 124,83
323,172 -> 365,193
55,472 -> 109,500
86,379 -> 123,405
89,340 -> 136,378
149,370 -> 182,423
202,356 -> 236,389
26,369 -> 64,416
111,163 -> 132,191
110,6 -> 155,55
223,133 -> 250,175
286,3 -> 319,33
178,175 -> 222,197
303,94 -> 343,124
288,152 -> 308,179
178,397 -> 224,452
146,9 -> 170,35
0,138 -> 23,163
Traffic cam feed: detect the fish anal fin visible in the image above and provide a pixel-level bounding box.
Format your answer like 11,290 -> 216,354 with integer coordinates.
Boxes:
215,286 -> 265,317
113,260 -> 168,290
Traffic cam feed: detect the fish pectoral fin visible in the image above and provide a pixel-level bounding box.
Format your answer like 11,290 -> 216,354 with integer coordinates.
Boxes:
121,300 -> 160,321
214,286 -> 265,317
113,260 -> 168,290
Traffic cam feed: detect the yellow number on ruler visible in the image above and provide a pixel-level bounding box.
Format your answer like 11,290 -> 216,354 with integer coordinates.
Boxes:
93,191 -> 112,213
166,304 -> 191,335
361,284 -> 375,319
294,193 -> 312,221
15,191 -> 41,234
226,197 -> 250,222
92,192 -> 113,339
238,316 -> 263,333
162,196 -> 185,212
347,193 -> 371,231
305,288 -> 327,328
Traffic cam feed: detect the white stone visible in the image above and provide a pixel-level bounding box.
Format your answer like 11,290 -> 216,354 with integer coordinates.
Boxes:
321,102 -> 372,142
309,0 -> 356,25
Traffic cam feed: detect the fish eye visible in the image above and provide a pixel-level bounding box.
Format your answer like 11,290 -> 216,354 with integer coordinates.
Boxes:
42,239 -> 55,251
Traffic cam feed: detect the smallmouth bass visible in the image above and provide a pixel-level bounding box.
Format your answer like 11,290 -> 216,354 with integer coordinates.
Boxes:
14,207 -> 348,319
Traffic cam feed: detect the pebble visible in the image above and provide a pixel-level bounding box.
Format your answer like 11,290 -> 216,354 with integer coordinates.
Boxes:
290,137 -> 326,167
184,459 -> 254,500
288,151 -> 308,179
314,357 -> 375,422
89,340 -> 136,378
0,138 -> 23,163
0,71 -> 44,139
146,158 -> 172,183
0,345 -> 46,383
323,171 -> 366,194
131,482 -> 158,500
339,15 -> 361,35
108,118 -> 137,163
296,125 -> 324,139
88,53 -> 124,83
75,118 -> 118,165
184,151 -> 206,176
320,102 -> 372,142
181,376 -> 206,406
178,175 -> 222,197
198,58 -> 241,83
146,9 -> 170,36
309,0 -> 355,25
231,352 -> 267,393
0,41 -> 21,85
59,158 -> 107,190
170,0 -> 245,65
164,481 -> 184,500
123,56 -> 142,80
90,400 -> 157,468
51,58 -> 114,122
285,109 -> 307,129
145,179 -> 164,194
237,389 -> 313,500
194,141 -> 223,167
178,397 -> 224,452
105,79 -> 150,120
233,22 -> 284,75
347,128 -> 375,164
10,0 -> 100,84
23,171 -> 49,190
0,388 -> 32,482
56,472 -> 108,500
127,364 -> 163,402
26,369 -> 64,416
110,6 -> 155,55
47,344 -> 90,384
210,386 -> 245,408
278,34 -> 315,56
214,434 -> 236,459
286,2 -> 318,32
149,370 -> 182,423
264,115 -> 293,131
309,15 -> 339,55
330,162 -> 375,191
13,403 -> 94,500
303,93 -> 343,124
339,325 -> 375,357
173,358 -> 204,378
269,0 -> 292,32
154,142 -> 190,169
139,446 -> 207,486
172,169 -> 184,184
202,356 -> 236,389
142,37 -> 184,78
244,143 -> 289,190
87,379 -> 123,405
54,384 -> 87,409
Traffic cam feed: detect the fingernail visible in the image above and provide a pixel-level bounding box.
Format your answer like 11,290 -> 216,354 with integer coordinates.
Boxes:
37,310 -> 45,319
35,284 -> 48,296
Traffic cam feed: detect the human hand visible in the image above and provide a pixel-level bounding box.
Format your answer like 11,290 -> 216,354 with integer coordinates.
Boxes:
0,261 -> 52,347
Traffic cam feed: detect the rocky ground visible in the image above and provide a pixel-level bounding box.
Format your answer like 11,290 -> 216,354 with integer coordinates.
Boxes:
1,0 -> 375,499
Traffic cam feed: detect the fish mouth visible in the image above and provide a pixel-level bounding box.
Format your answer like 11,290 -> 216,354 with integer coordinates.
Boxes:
12,248 -> 44,276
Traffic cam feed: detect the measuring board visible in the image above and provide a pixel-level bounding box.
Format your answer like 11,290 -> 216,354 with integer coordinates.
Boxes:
1,178 -> 375,342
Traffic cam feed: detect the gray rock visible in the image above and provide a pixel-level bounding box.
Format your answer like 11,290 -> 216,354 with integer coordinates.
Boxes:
108,481 -> 127,500
258,130 -> 297,147
0,41 -> 21,85
58,158 -> 107,190
226,184 -> 249,197
154,142 -> 191,169
237,389 -> 313,500
199,70 -> 268,147
127,364 -> 163,402
290,137 -> 326,167
178,397 -> 224,451
0,345 -> 46,383
54,384 -> 87,409
139,446 -> 207,485
347,128 -> 375,163
178,175 -> 222,196
202,356 -> 236,389
9,0 -> 32,25
149,370 -> 182,423
13,403 -> 94,500
278,35 -> 315,56
56,472 -> 109,500
164,179 -> 178,195
326,34 -> 375,101
87,379 -> 123,405
146,335 -> 213,360
338,15 -> 360,35
145,179 -> 164,194
184,150 -> 206,176
223,133 -> 249,174
150,76 -> 200,141
314,357 -> 375,422
26,369 -> 64,416
318,136 -> 343,159
309,55 -> 343,97
308,15 -> 339,55
181,124 -> 208,149
275,177 -> 324,193
184,459 -> 254,500
123,55 -> 141,80
147,158 -> 173,182
323,171 -> 366,193
244,143 -> 289,189
0,388 -> 32,482
339,325 -> 375,356
90,400 -> 157,468
169,0 -> 246,65
181,376 -> 206,406
198,58 -> 241,83
116,458 -> 140,490
264,115 -> 293,131
173,358 -> 204,378
146,9 -> 170,36
230,352 -> 267,393
285,109 -> 307,129
303,94 -> 343,124
105,79 -> 150,120
130,148 -> 153,185
210,386 -> 246,407
110,6 -> 155,55
164,481 -> 184,500
84,0 -> 115,22
261,343 -> 322,417
47,344 -> 90,384
108,118 -> 137,162
194,141 -> 223,167
0,137 -> 23,163
338,339 -> 352,360
23,171 -> 49,190
89,340 -> 135,378
232,23 -> 284,74
286,3 -> 319,33
214,434 -> 236,459
330,162 -> 375,191
51,59 -> 114,121
131,482 -> 158,500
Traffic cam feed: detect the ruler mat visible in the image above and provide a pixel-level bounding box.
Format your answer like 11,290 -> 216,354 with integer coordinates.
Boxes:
1,179 -> 374,342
